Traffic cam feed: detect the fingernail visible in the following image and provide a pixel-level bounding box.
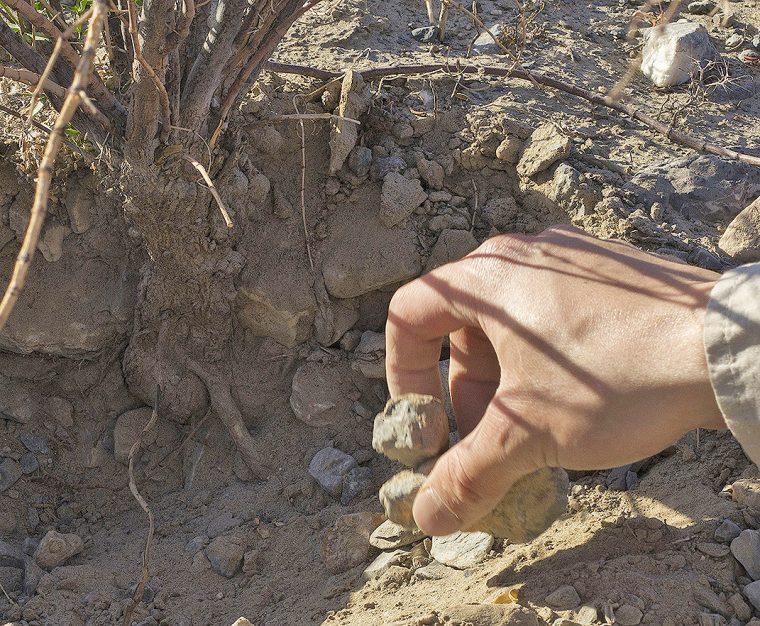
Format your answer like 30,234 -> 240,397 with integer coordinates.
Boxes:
413,485 -> 462,536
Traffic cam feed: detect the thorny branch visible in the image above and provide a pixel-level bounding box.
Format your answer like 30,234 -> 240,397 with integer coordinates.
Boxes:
0,0 -> 110,332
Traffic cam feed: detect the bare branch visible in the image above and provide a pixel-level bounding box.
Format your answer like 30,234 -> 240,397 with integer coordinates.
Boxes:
183,155 -> 234,230
0,64 -> 68,98
0,103 -> 90,157
0,0 -> 110,332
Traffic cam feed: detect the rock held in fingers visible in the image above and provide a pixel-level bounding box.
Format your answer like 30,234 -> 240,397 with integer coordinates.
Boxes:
378,470 -> 427,528
372,394 -> 449,467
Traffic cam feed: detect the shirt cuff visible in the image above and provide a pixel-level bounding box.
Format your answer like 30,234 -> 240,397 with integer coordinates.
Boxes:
704,263 -> 760,464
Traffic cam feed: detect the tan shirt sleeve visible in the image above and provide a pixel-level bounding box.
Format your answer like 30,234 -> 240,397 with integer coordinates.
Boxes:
704,263 -> 760,464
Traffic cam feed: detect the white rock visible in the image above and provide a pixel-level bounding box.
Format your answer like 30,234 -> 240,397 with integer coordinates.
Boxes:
362,549 -> 405,580
719,197 -> 760,262
430,531 -> 493,569
354,330 -> 386,379
641,22 -> 718,87
370,519 -> 425,549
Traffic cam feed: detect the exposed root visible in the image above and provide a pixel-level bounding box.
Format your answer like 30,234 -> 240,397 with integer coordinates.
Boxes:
265,61 -> 760,168
0,0 -> 109,332
186,359 -> 272,480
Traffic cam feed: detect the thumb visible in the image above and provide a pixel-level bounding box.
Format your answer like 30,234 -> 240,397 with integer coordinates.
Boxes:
412,394 -> 540,536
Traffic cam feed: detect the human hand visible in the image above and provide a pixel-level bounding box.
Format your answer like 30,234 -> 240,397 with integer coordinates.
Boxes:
385,225 -> 724,536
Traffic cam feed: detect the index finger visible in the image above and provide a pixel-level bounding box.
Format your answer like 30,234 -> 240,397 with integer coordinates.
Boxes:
385,261 -> 480,399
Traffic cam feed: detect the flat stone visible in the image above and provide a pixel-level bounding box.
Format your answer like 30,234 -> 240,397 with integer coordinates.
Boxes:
615,605 -> 643,625
732,530 -> 760,580
65,184 -> 94,234
414,560 -> 452,580
416,157 -> 444,190
472,23 -> 507,55
574,605 -> 598,625
362,549 -> 406,580
370,156 -> 407,181
204,535 -> 244,578
354,330 -> 385,379
744,580 -> 760,613
340,466 -> 373,505
289,362 -> 355,428
430,531 -> 494,570
641,22 -> 718,87
20,433 -> 49,455
412,25 -> 438,43
545,585 -> 581,610
424,229 -> 478,272
372,394 -> 449,467
320,512 -> 384,574
719,197 -> 760,263
715,519 -> 742,543
33,530 -> 83,569
516,123 -> 571,178
348,146 -> 373,177
729,592 -> 752,622
20,452 -> 39,475
697,542 -> 730,558
379,470 -> 427,528
697,614 -> 726,626
308,447 -> 358,498
687,0 -> 715,14
0,458 -> 22,493
370,519 -> 426,550
231,619 -> 254,626
380,172 -> 427,227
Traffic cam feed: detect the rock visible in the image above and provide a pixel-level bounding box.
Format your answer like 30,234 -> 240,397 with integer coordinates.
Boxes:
370,520 -> 425,550
715,519 -> 742,543
354,330 -> 386,379
412,25 -> 438,43
308,447 -> 358,498
231,619 -> 255,626
414,560 -> 452,580
314,298 -> 360,348
697,613 -> 726,626
363,549 -> 405,580
379,470 -> 427,528
20,432 -> 49,454
253,126 -> 284,155
445,604 -> 543,626
348,146 -> 373,177
185,536 -> 207,555
731,530 -> 760,580
0,458 -> 22,492
20,452 -> 39,474
744,580 -> 760,613
272,187 -> 293,220
424,229 -> 478,272
697,542 -> 730,558
545,585 -> 581,610
0,566 -> 22,593
204,535 -> 244,578
416,157 -> 444,190
550,164 -> 601,219
370,156 -> 407,181
380,172 -> 427,227
373,395 -> 449,466
236,266 -> 316,347
687,0 -> 715,15
65,185 -> 94,234
320,512 -> 384,574
340,329 -> 363,352
289,362 -> 355,427
429,190 -> 453,203
517,123 -> 571,178
329,71 -> 369,174
729,593 -> 752,622
482,196 -> 519,230
341,466 -> 373,505
495,135 -> 523,164
33,530 -> 83,569
641,22 -> 718,87
430,531 -> 494,569
38,224 -> 70,262
247,172 -> 271,207
719,197 -> 760,262
322,217 -> 422,298
615,605 -> 643,626
574,605 -> 598,625
472,23 -> 506,55
694,585 -> 732,617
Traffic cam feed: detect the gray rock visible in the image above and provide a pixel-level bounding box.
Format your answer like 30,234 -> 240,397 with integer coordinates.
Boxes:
688,0 -> 715,15
362,549 -> 405,580
22,537 -> 39,556
714,519 -> 742,543
308,447 -> 358,498
743,580 -> 760,613
697,542 -> 730,558
472,23 -> 506,54
320,512 -> 384,574
725,33 -> 743,49
354,330 -> 386,379
414,560 -> 452,580
380,172 -> 427,227
446,604 -> 543,625
731,530 -> 760,580
20,432 -> 49,455
289,362 -> 355,428
616,604 -> 643,625
206,512 -> 243,538
411,26 -> 438,43
517,123 -> 571,178
348,146 -> 373,177
545,584 -> 581,610
0,458 -> 22,492
340,466 -> 373,505
370,156 -> 407,181
728,592 -> 753,622
340,329 -> 363,352
33,530 -> 83,569
20,452 -> 39,475
22,554 -> 44,596
495,135 -> 523,164
698,613 -> 726,626
424,229 -> 478,273
641,22 -> 718,87
370,519 -> 425,550
606,464 -> 634,490
719,197 -> 760,263
0,566 -> 22,593
205,535 -> 244,578
430,531 -> 494,569
184,536 -> 208,555
416,157 -> 444,190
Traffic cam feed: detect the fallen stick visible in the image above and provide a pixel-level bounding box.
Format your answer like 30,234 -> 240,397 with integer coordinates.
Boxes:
0,65 -> 68,99
265,61 -> 760,168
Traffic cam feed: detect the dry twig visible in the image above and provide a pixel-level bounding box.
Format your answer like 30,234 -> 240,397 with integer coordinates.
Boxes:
183,155 -> 234,229
266,61 -> 760,167
0,65 -> 68,98
293,95 -> 314,271
0,0 -> 109,332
